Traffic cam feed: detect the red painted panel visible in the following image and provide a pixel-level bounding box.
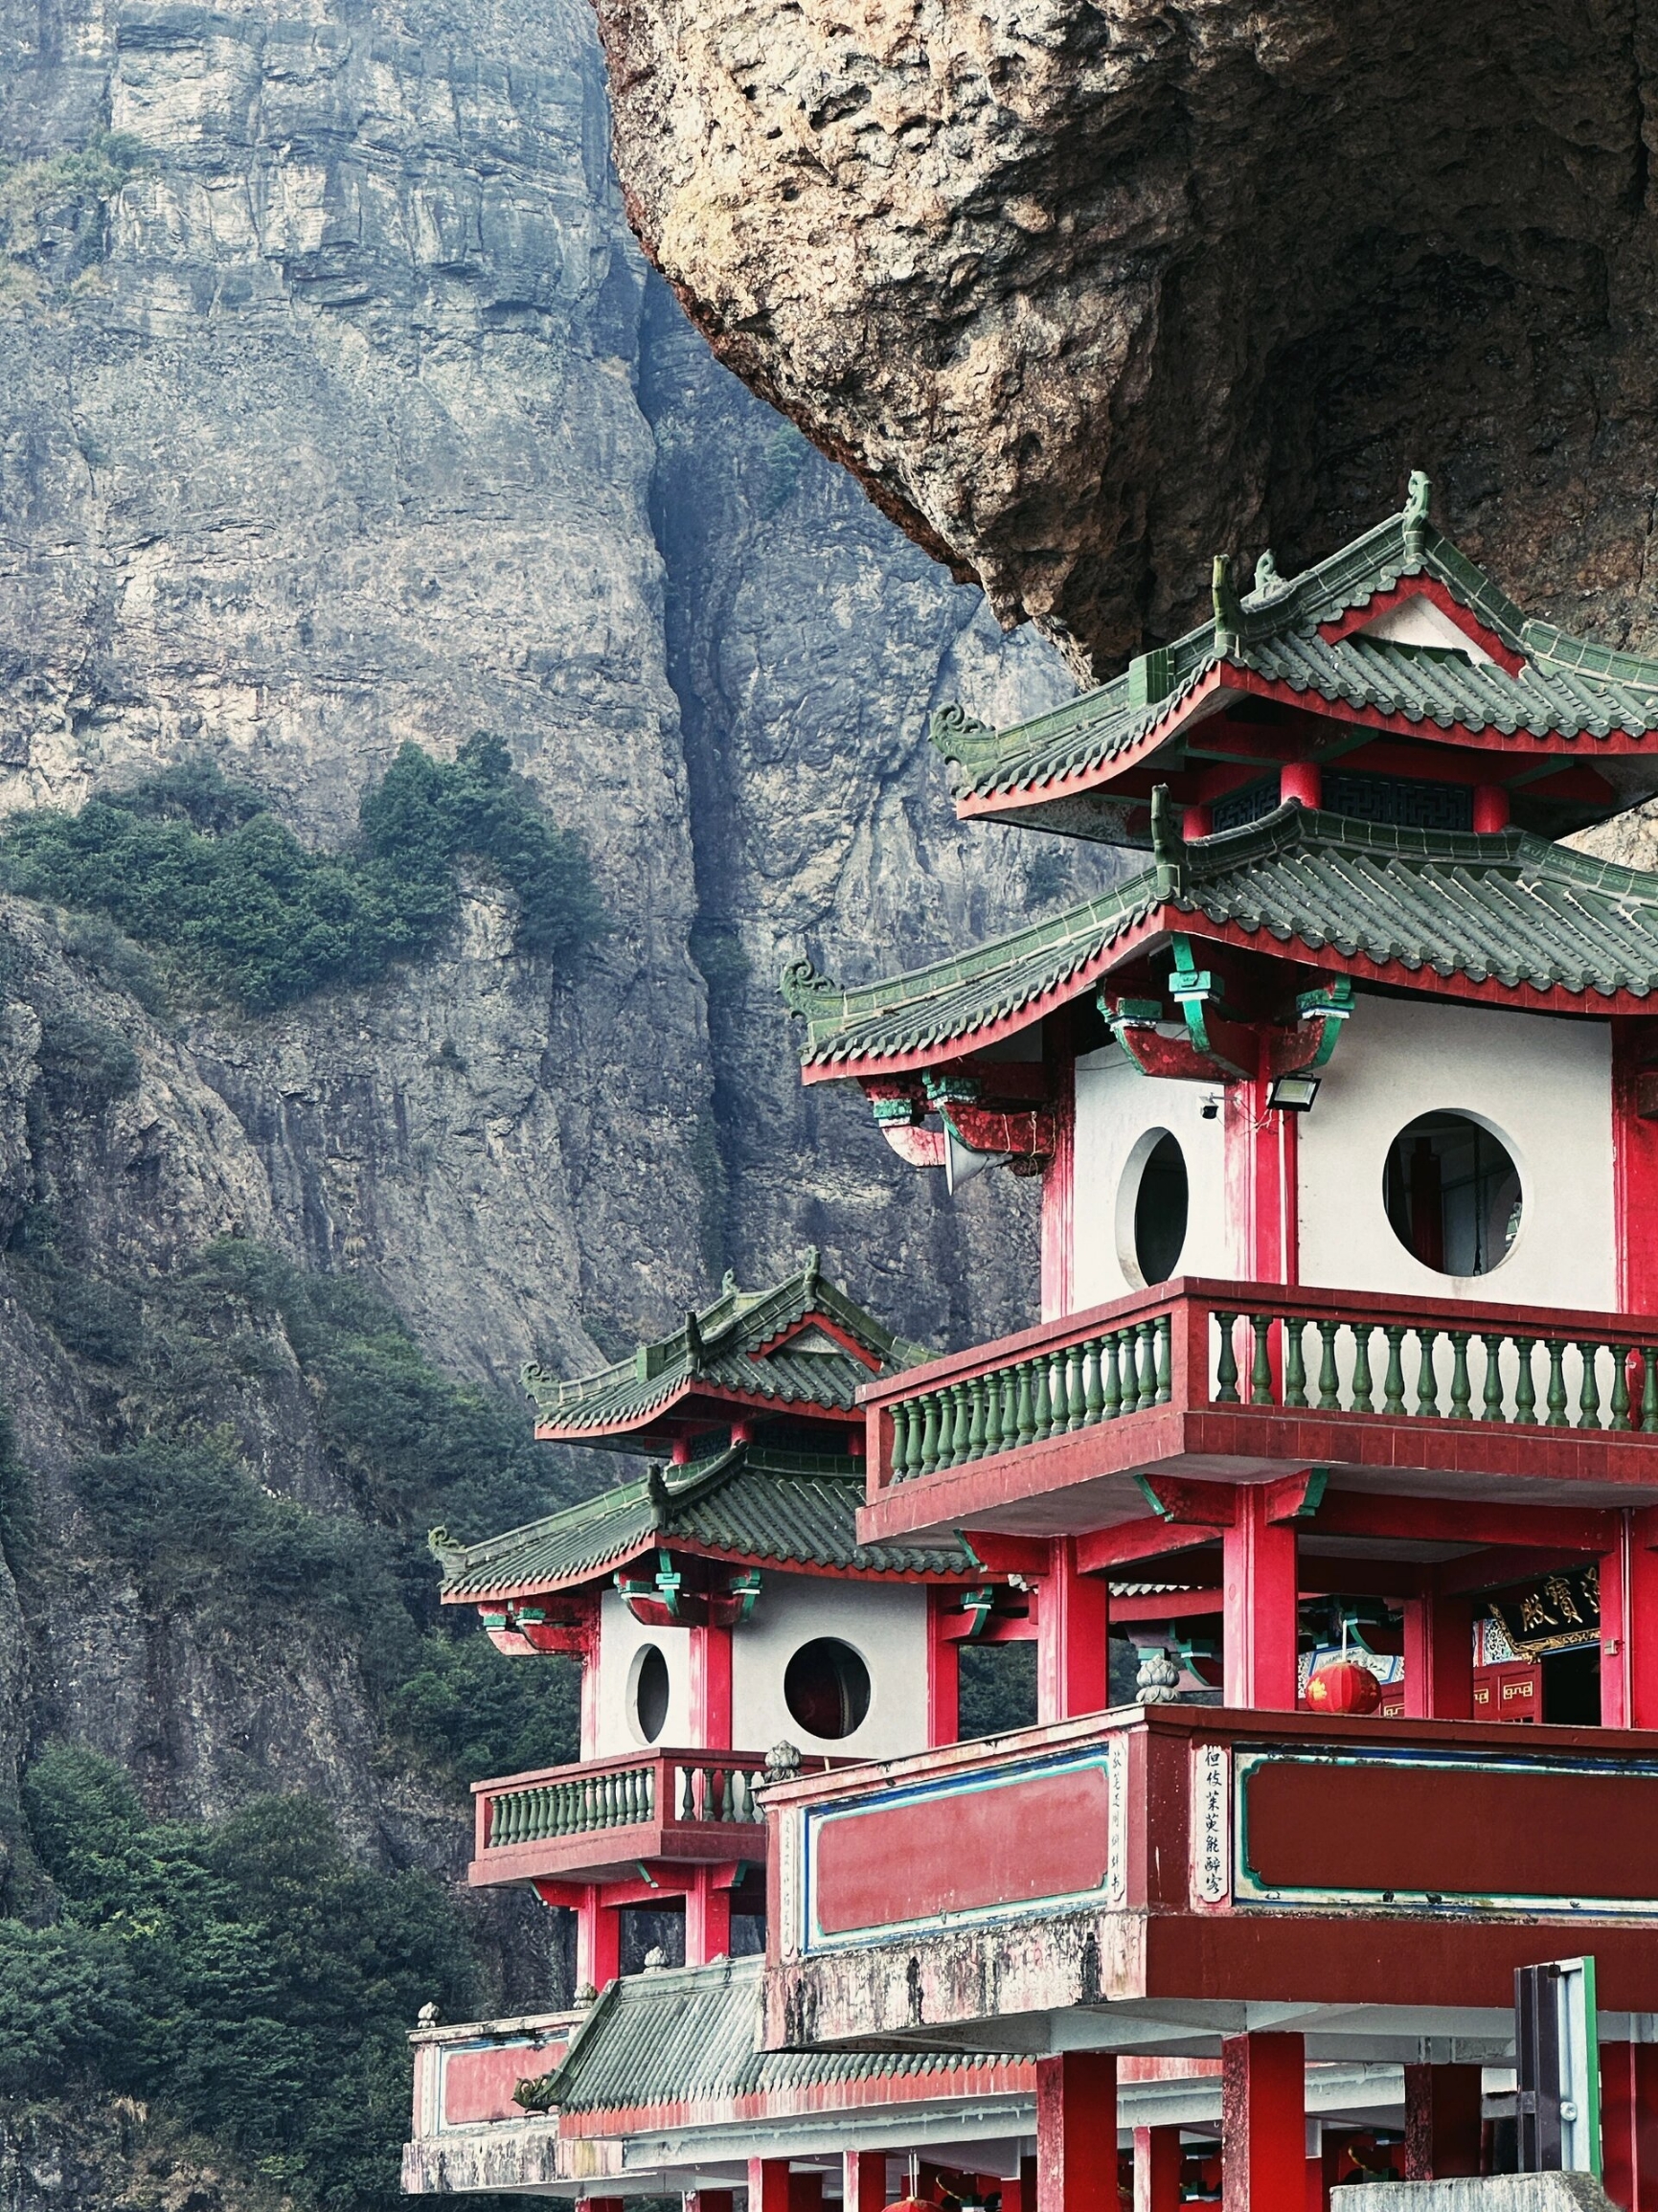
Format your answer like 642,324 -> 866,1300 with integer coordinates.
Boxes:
814,1763 -> 1112,1934
1244,1757 -> 1658,1898
443,2039 -> 566,2125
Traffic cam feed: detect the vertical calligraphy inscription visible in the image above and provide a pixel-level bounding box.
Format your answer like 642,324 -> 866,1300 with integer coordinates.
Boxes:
1192,1743 -> 1230,1905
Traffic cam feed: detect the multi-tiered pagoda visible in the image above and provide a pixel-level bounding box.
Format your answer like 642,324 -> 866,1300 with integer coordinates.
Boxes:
406,482 -> 1658,2212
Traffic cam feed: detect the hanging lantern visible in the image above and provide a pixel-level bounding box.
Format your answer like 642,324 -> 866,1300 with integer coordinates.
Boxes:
1306,1658 -> 1382,1716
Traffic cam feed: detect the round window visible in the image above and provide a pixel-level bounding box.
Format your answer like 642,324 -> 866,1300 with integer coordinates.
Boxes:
1382,1112 -> 1521,1276
1120,1129 -> 1189,1287
783,1637 -> 871,1741
629,1644 -> 670,1745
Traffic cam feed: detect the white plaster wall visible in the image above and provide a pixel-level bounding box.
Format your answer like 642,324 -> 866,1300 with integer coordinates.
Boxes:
591,1575 -> 930,1762
1297,995 -> 1614,1307
594,1587 -> 693,1756
1073,1045 -> 1234,1308
730,1573 -> 928,1761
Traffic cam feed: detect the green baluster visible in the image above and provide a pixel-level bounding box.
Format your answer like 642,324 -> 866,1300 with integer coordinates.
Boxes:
1155,1314 -> 1172,1404
1031,1358 -> 1052,1439
1214,1313 -> 1239,1403
1480,1334 -> 1506,1422
1612,1347 -> 1632,1433
1066,1341 -> 1086,1429
488,1793 -> 503,1847
941,1382 -> 963,1467
956,1380 -> 976,1460
1005,1366 -> 1023,1448
1513,1337 -> 1537,1425
966,1377 -> 988,1459
983,1371 -> 1004,1456
721,1769 -> 736,1822
1283,1318 -> 1307,1410
644,1766 -> 655,1819
1448,1332 -> 1472,1421
919,1392 -> 940,1472
1250,1314 -> 1274,1405
1350,1323 -> 1375,1415
1545,1339 -> 1569,1427
1083,1339 -> 1104,1424
1577,1342 -> 1602,1430
905,1399 -> 926,1475
1315,1320 -> 1341,1411
889,1400 -> 911,1478
1102,1334 -> 1122,1419
1136,1320 -> 1157,1411
1015,1363 -> 1035,1446
1644,1350 -> 1658,1433
1050,1349 -> 1069,1429
680,1765 -> 696,1820
1414,1329 -> 1441,1418
1382,1326 -> 1407,1416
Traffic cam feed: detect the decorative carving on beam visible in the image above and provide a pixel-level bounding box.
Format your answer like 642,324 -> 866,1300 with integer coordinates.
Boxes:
615,1553 -> 763,1629
859,1067 -> 1056,1176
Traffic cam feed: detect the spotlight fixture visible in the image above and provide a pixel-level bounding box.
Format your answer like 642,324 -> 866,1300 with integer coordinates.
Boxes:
1200,1092 -> 1221,1122
1267,1073 -> 1321,1114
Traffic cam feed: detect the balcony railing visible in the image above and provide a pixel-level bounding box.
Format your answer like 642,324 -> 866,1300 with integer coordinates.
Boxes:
479,1750 -> 765,1853
863,1277 -> 1658,1489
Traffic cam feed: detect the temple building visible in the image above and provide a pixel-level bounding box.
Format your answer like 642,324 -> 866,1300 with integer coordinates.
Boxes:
406,482 -> 1658,2212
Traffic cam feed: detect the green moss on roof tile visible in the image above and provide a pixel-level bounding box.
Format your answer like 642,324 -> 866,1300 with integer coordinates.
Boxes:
784,807 -> 1658,1072
930,483 -> 1658,808
431,1442 -> 980,1598
520,1256 -> 919,1440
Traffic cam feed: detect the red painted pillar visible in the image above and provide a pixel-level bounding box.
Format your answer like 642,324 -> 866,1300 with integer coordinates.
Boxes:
843,2152 -> 887,2212
1221,2033 -> 1306,2212
685,1865 -> 732,1967
928,1587 -> 961,1747
1280,761 -> 1322,810
749,2162 -> 791,2212
589,2200 -> 625,2212
689,2195 -> 736,2212
788,2176 -> 823,2212
1613,1023 -> 1658,1313
693,1622 -> 734,1749
1472,783 -> 1510,834
1036,2053 -> 1118,2212
1223,1490 -> 1299,1710
1042,1013 -> 1077,1322
1037,1539 -> 1109,1722
1133,2126 -> 1182,2212
1603,2042 -> 1658,2212
1403,2063 -> 1483,2178
577,1888 -> 620,1991
1228,1078 -> 1300,1287
1402,1588 -> 1474,1719
1601,1510 -> 1658,1729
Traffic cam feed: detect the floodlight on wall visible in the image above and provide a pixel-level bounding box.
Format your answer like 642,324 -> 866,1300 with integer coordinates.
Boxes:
943,1122 -> 1011,1194
1266,1073 -> 1321,1114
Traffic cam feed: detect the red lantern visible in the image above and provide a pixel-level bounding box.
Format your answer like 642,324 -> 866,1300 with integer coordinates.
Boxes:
1306,1658 -> 1382,1715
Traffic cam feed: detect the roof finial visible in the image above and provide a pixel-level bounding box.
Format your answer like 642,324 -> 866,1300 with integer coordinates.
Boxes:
1402,469 -> 1431,563
802,1243 -> 821,1289
1212,555 -> 1242,656
1253,549 -> 1280,596
684,1309 -> 704,1361
1150,784 -> 1186,901
646,1462 -> 670,1516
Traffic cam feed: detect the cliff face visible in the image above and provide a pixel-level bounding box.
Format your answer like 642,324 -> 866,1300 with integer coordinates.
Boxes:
589,0 -> 1658,673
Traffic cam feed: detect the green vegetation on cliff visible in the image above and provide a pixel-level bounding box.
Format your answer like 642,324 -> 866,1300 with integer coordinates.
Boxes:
10,1748 -> 478,2211
0,737 -> 602,1013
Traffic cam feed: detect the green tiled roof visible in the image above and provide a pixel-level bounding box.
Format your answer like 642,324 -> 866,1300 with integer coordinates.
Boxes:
522,1258 -> 913,1444
935,481 -> 1658,813
431,1444 -> 979,1599
528,1955 -> 1022,2115
785,805 -> 1658,1074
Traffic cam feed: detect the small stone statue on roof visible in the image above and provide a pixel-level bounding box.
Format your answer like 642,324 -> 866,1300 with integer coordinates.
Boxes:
762,1740 -> 804,1783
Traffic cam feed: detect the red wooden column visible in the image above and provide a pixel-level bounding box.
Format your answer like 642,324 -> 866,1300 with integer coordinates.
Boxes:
1037,1539 -> 1109,1722
1402,1588 -> 1474,1719
1601,1509 -> 1658,1729
589,2200 -> 625,2212
788,2176 -> 824,2212
1042,1011 -> 1077,1322
749,2162 -> 791,2212
1603,2042 -> 1658,2212
1613,1022 -> 1658,1314
689,2195 -> 735,2212
1133,2126 -> 1182,2212
1402,2063 -> 1483,2178
685,1864 -> 732,1967
1223,1491 -> 1299,1710
1280,761 -> 1322,810
577,1887 -> 620,1991
693,1622 -> 734,1749
843,2152 -> 887,2212
1221,2033 -> 1306,2212
1036,2054 -> 1118,2212
928,1586 -> 961,1747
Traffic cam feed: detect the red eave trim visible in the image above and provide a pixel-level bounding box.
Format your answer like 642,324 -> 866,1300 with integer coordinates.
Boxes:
954,657 -> 1651,825
439,1535 -> 985,1607
553,2056 -> 1036,2139
801,902 -> 1642,1084
534,1378 -> 855,1442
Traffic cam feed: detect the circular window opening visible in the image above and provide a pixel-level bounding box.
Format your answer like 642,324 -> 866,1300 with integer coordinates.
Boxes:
1383,1112 -> 1522,1276
784,1637 -> 871,1741
629,1643 -> 670,1745
1127,1129 -> 1190,1286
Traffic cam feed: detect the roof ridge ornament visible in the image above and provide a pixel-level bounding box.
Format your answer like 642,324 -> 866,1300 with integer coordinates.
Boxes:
781,955 -> 841,1017
928,701 -> 993,761
1402,468 -> 1432,564
1212,554 -> 1243,656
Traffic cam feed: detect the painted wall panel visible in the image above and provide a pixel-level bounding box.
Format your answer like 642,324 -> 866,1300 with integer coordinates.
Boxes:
594,1588 -> 693,1756
1073,1047 -> 1233,1309
731,1572 -> 928,1762
1297,996 -> 1614,1307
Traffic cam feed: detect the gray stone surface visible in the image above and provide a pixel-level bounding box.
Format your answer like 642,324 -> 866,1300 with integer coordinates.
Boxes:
1335,2177 -> 1619,2212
